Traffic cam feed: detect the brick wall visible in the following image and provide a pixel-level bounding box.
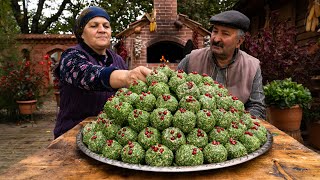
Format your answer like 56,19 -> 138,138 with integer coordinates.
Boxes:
124,0 -> 207,70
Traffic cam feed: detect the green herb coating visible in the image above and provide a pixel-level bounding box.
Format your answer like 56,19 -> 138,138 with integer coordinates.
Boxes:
161,127 -> 186,151
146,70 -> 168,86
135,92 -> 156,112
186,128 -> 209,148
175,144 -> 204,166
239,133 -> 261,153
128,109 -> 150,132
178,95 -> 201,113
150,108 -> 172,131
121,142 -> 145,164
87,131 -> 106,154
225,139 -> 247,159
176,81 -> 200,100
145,143 -> 174,166
102,140 -> 122,160
115,126 -> 138,146
208,126 -> 229,145
196,109 -> 216,133
156,94 -> 178,113
138,127 -> 161,150
148,82 -> 170,98
172,109 -> 196,133
203,142 -> 227,163
129,80 -> 148,94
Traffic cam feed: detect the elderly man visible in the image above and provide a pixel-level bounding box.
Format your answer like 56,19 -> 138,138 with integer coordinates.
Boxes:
177,10 -> 266,119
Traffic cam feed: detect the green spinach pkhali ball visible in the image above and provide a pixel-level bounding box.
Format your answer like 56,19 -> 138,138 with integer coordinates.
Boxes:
252,121 -> 268,135
239,131 -> 261,153
172,108 -> 196,134
129,80 -> 148,94
148,81 -> 170,98
115,88 -> 129,99
145,144 -> 174,166
101,120 -> 121,140
230,96 -> 245,112
176,81 -> 200,100
186,128 -> 208,148
216,95 -> 234,111
87,131 -> 106,154
135,92 -> 156,112
199,93 -> 216,112
146,69 -> 168,85
203,141 -> 228,163
128,109 -> 150,132
240,111 -> 255,128
121,141 -> 145,164
208,126 -> 229,145
120,91 -> 139,106
214,83 -> 229,96
198,82 -> 216,95
83,128 -> 95,146
161,127 -> 186,151
103,96 -> 120,119
186,71 -> 202,85
175,144 -> 204,166
156,94 -> 178,113
113,102 -> 133,126
150,108 -> 172,131
82,121 -> 96,135
157,64 -> 174,78
168,73 -> 187,92
213,108 -> 231,129
115,126 -> 138,146
178,95 -> 201,113
228,121 -> 246,139
248,126 -> 267,144
201,73 -> 214,84
196,109 -> 216,133
225,138 -> 247,159
138,127 -> 161,150
102,139 -> 122,160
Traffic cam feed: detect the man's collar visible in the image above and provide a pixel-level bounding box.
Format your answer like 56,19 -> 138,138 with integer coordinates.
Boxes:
212,48 -> 239,68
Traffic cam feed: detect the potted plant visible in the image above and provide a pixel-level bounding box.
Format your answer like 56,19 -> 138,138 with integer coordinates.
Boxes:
264,78 -> 312,132
0,60 -> 44,115
303,105 -> 320,149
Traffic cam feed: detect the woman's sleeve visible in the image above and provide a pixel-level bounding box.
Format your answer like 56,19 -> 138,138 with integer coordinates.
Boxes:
59,49 -> 117,91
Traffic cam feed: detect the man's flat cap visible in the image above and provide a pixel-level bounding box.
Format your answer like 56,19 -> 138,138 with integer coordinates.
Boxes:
209,10 -> 250,31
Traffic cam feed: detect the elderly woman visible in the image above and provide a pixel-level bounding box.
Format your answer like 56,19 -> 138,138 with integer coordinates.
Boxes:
54,6 -> 151,138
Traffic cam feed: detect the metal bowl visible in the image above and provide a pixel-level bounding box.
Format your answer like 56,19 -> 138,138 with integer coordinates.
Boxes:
76,130 -> 273,172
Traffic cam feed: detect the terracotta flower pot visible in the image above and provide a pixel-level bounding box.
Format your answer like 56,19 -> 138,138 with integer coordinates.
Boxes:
16,100 -> 37,115
267,105 -> 303,131
308,121 -> 320,150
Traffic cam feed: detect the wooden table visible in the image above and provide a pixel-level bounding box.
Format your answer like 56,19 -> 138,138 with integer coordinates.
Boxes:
1,117 -> 320,180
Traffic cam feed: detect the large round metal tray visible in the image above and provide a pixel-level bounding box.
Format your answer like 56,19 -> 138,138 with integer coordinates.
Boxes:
76,129 -> 273,172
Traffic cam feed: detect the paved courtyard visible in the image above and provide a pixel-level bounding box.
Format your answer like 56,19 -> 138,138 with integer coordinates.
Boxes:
0,95 -> 57,174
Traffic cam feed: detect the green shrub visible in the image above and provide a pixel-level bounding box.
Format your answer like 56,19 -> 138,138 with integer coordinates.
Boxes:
264,78 -> 312,109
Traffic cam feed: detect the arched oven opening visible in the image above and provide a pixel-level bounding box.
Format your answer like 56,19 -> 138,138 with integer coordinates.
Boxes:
147,41 -> 184,64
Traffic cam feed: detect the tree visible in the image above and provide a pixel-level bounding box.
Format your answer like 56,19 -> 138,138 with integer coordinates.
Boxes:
178,0 -> 238,30
96,0 -> 153,36
7,0 -> 237,35
10,0 -> 73,34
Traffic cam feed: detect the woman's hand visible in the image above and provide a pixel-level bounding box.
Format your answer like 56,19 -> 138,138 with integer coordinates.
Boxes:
109,66 -> 151,88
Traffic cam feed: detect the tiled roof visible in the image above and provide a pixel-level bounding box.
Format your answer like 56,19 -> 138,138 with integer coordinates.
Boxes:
17,34 -> 76,40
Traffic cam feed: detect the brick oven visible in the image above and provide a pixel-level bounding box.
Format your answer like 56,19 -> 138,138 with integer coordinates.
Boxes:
116,0 -> 211,70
